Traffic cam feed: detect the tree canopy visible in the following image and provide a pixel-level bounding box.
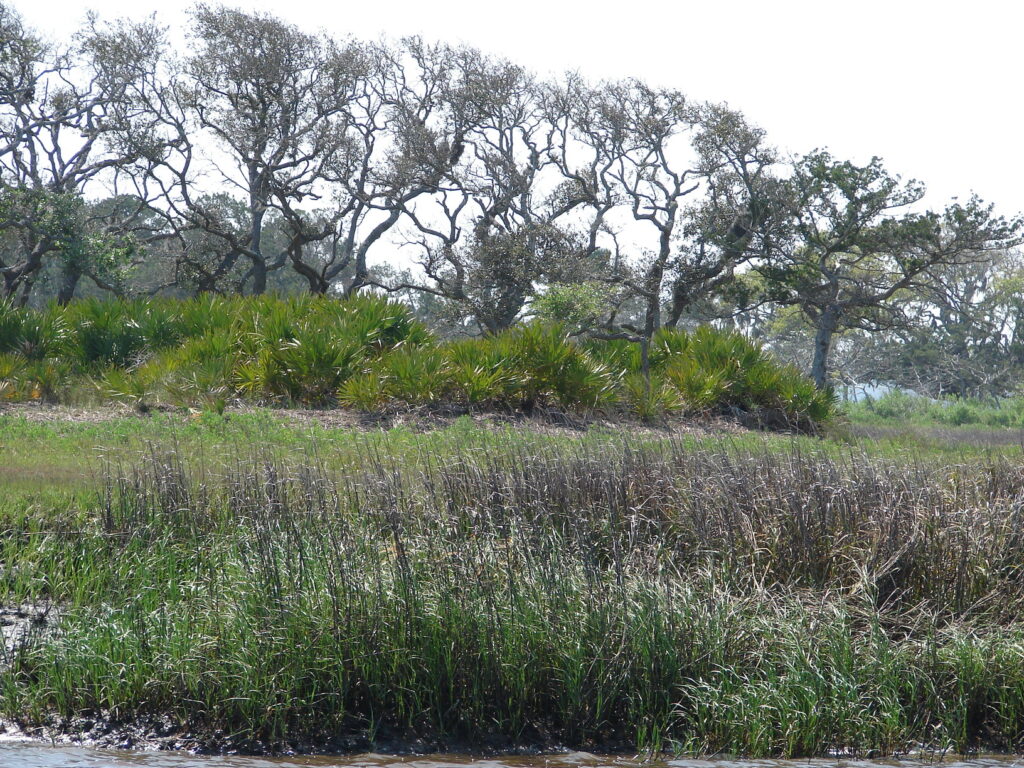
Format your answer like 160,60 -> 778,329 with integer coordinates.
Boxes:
1,1 -> 1021,395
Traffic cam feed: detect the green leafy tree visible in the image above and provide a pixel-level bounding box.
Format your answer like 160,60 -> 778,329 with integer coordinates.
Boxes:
0,185 -> 139,304
854,250 -> 1024,398
755,150 -> 1022,389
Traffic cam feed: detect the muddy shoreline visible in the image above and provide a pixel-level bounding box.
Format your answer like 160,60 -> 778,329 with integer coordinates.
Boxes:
3,716 -> 1017,762
0,715 -> 639,757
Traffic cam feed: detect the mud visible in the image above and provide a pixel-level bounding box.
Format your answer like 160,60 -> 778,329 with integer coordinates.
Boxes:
0,604 -> 54,669
0,737 -> 1021,767
0,707 -> 646,758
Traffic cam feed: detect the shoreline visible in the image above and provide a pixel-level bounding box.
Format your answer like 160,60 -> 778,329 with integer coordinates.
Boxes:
0,716 -> 635,757
1,718 -> 1013,760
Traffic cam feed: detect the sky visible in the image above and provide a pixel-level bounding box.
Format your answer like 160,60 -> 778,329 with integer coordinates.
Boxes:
11,0 -> 1024,219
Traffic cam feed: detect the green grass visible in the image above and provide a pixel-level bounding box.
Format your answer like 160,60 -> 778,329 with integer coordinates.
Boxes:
845,390 -> 1024,429
839,390 -> 1024,459
2,429 -> 1024,755
2,401 -> 1020,504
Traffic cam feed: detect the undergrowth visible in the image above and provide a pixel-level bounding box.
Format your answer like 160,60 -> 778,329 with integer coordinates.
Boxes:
0,296 -> 835,429
846,389 -> 1024,429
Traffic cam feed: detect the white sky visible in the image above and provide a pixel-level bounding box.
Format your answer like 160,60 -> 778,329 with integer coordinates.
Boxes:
12,0 -> 1024,219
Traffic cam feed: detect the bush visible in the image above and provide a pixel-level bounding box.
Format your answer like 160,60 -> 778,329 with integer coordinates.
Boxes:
622,373 -> 681,423
0,299 -> 23,353
0,297 -> 835,429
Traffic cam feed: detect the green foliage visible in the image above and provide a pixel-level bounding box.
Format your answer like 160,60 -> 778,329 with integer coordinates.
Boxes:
0,352 -> 24,400
265,332 -> 362,406
585,337 -> 642,374
94,366 -> 156,412
748,150 -> 1022,389
531,281 -> 617,332
163,357 -> 234,412
337,371 -> 389,411
664,357 -> 731,412
13,310 -> 68,360
0,187 -> 139,294
15,358 -> 72,402
497,322 -> 619,411
378,346 -> 451,405
445,339 -> 521,407
622,373 -> 681,423
847,389 -> 1024,429
64,298 -> 147,368
0,297 -> 834,429
0,299 -> 23,353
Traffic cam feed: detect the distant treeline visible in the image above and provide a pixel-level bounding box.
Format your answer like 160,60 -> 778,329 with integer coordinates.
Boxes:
0,2 -> 1021,393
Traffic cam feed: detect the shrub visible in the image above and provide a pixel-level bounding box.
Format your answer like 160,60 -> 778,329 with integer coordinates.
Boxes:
0,299 -> 23,353
622,373 -> 681,423
15,359 -> 72,402
264,332 -> 363,406
66,298 -> 147,369
163,357 -> 234,412
337,371 -> 389,411
941,403 -> 980,427
445,339 -> 520,407
13,310 -> 68,361
0,297 -> 835,429
664,357 -> 731,412
0,352 -> 24,400
867,390 -> 919,420
380,346 -> 451,405
498,323 -> 618,412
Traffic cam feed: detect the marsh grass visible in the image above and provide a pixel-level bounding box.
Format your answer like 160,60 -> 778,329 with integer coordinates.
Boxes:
1,435 -> 1024,754
846,390 -> 1024,430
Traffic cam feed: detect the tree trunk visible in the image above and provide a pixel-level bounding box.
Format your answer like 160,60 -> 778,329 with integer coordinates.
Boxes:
249,256 -> 267,295
640,334 -> 652,396
15,276 -> 33,308
56,263 -> 82,306
665,278 -> 686,329
248,183 -> 267,295
345,208 -> 404,297
4,242 -> 47,305
811,308 -> 839,389
644,215 -> 672,335
290,249 -> 328,294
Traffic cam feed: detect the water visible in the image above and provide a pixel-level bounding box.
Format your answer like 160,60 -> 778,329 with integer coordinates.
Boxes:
0,746 -> 1021,768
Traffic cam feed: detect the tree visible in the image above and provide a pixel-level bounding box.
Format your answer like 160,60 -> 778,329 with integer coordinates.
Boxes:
0,185 -> 133,302
579,79 -> 697,351
666,103 -> 785,327
565,81 -> 777,383
282,37 -> 463,296
141,6 -> 365,295
0,5 -> 167,303
387,49 -> 608,333
853,249 -> 1024,398
756,150 -> 1023,389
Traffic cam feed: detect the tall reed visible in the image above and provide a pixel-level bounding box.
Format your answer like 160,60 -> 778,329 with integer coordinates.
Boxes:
2,437 -> 1023,754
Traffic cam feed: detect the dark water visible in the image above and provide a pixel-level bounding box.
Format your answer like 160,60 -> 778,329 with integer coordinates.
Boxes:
0,746 -> 1021,768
